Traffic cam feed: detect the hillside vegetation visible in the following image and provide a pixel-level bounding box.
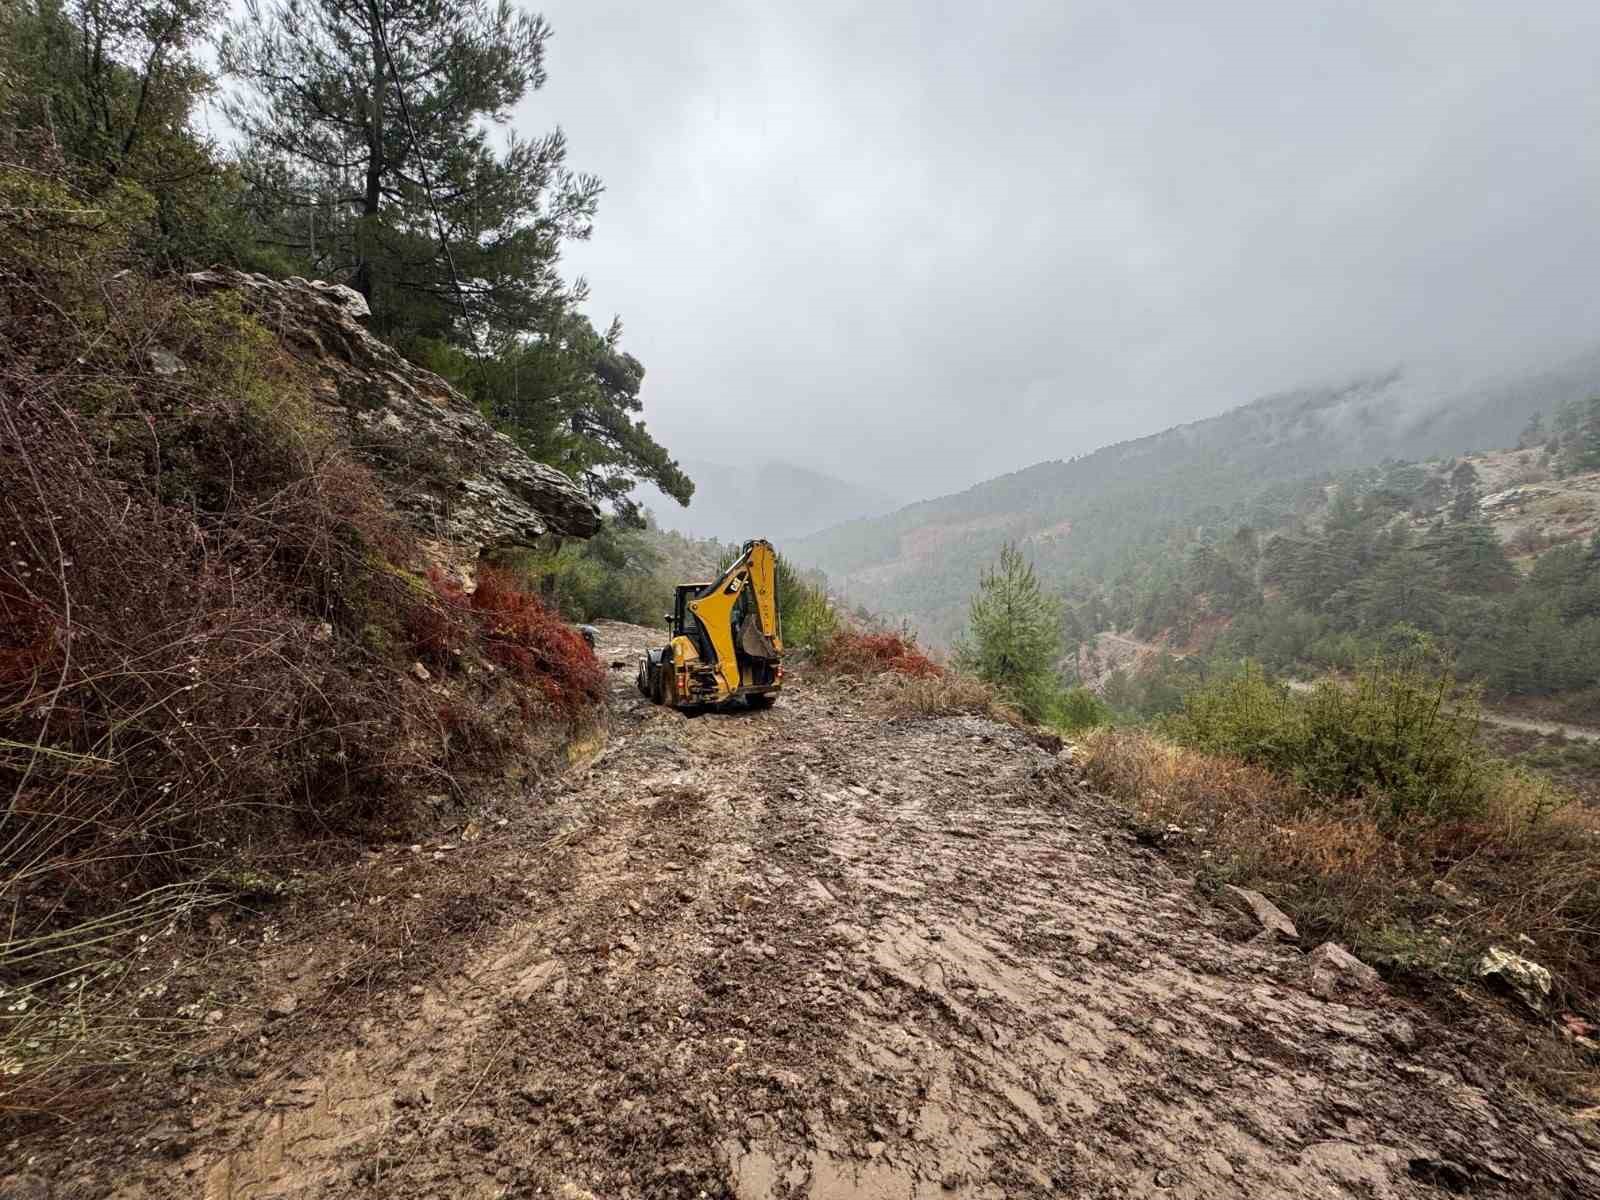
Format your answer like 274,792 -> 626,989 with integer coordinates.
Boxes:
1082,439 -> 1600,718
793,369 -> 1600,646
0,0 -> 704,1116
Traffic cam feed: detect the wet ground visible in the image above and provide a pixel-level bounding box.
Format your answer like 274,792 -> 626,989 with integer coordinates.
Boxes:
19,622 -> 1600,1198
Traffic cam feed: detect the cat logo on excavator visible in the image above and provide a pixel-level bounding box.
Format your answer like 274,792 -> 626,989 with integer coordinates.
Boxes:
636,539 -> 784,710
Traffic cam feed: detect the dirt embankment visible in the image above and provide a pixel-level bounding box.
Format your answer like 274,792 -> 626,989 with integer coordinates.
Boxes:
14,622 -> 1600,1199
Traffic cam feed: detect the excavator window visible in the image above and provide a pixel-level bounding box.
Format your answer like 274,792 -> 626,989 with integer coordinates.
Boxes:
675,583 -> 712,660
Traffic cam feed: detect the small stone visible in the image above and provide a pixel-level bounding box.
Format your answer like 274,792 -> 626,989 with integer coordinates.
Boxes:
204,1009 -> 224,1025
941,1173 -> 964,1191
1306,942 -> 1382,1000
1430,878 -> 1465,906
1155,1167 -> 1182,1188
408,985 -> 425,997
1384,1017 -> 1417,1052
410,661 -> 432,683
864,1141 -> 887,1160
147,347 -> 186,376
1476,945 -> 1552,1015
266,994 -> 298,1020
1219,885 -> 1298,943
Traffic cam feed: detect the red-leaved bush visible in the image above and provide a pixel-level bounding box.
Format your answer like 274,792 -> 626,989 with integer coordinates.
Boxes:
416,568 -> 604,718
819,630 -> 942,678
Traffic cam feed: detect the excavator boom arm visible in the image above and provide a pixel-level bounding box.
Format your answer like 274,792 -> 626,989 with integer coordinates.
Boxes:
686,539 -> 782,700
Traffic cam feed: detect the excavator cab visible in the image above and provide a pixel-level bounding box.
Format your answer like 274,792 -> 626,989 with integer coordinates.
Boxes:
638,539 -> 784,710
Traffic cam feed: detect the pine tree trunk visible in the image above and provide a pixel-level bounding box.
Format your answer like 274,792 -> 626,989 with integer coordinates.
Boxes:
353,0 -> 387,303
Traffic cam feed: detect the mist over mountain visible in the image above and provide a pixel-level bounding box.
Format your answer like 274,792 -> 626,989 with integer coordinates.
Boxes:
637,458 -> 901,546
790,349 -> 1600,643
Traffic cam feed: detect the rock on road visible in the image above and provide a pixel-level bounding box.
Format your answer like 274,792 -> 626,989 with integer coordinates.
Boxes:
91,623 -> 1599,1198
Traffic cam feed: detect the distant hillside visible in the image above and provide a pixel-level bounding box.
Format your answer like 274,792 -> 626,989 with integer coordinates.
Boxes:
791,353 -> 1600,644
1074,438 -> 1600,726
636,458 -> 900,546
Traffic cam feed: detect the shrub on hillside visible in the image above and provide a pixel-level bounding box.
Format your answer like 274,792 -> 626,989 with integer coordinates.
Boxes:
774,553 -> 838,652
954,543 -> 1066,722
1053,686 -> 1112,733
419,569 -> 604,718
490,521 -> 673,627
1163,659 -> 1488,823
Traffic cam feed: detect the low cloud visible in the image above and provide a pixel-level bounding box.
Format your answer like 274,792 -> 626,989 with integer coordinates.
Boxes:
528,1 -> 1600,499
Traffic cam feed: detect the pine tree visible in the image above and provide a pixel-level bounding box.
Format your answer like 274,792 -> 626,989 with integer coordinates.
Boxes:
221,0 -> 601,345
955,544 -> 1064,720
1423,521 -> 1516,595
445,310 -> 694,518
1448,460 -> 1481,522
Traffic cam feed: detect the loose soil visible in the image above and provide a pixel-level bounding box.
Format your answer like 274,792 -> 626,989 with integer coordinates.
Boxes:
12,623 -> 1600,1198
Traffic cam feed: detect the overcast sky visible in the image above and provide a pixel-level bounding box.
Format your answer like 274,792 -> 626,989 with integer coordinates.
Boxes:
522,1 -> 1600,501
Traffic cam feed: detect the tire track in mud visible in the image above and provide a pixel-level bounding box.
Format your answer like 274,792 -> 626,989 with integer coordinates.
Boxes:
118,623 -> 1600,1199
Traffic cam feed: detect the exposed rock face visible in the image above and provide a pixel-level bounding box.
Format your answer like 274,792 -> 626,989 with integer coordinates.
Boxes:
184,270 -> 600,553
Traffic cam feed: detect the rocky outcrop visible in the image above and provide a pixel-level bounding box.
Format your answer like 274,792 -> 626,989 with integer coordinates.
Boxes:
183,270 -> 600,553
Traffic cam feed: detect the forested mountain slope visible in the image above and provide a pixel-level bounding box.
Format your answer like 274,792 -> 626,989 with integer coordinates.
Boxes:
1079,442 -> 1600,707
791,356 -> 1600,643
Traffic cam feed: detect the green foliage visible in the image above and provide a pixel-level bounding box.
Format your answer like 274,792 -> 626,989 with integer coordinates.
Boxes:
1552,398 -> 1600,475
1,0 -> 261,268
221,0 -> 598,346
415,314 -> 693,520
218,0 -> 690,520
954,544 -> 1065,720
1053,686 -> 1112,733
774,552 -> 837,653
1164,659 -> 1491,823
491,520 -> 674,627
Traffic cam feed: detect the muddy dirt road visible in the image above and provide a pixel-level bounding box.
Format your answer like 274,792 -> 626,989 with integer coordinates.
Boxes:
25,622 -> 1600,1198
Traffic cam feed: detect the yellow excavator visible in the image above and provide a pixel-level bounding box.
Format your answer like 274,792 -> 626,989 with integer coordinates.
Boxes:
637,538 -> 784,710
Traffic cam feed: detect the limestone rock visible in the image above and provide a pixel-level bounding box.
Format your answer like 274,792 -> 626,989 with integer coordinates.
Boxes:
183,270 -> 600,554
1307,942 -> 1382,1001
1476,945 -> 1552,1015
1219,885 -> 1299,944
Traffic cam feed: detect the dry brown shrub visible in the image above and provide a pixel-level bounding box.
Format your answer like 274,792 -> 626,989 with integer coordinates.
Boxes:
872,671 -> 1024,727
0,179 -> 457,1113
